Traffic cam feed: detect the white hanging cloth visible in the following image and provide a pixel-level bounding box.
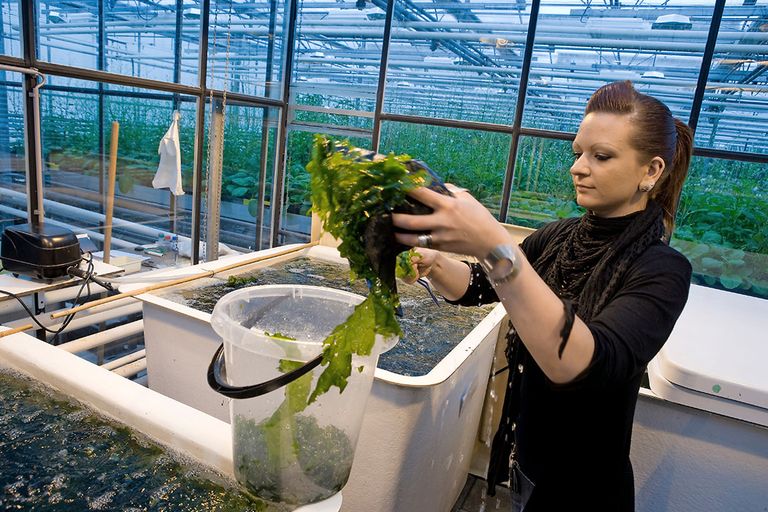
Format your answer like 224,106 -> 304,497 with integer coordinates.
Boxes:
152,110 -> 184,196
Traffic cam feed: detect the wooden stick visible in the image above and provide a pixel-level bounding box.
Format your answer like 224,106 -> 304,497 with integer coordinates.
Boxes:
103,121 -> 120,264
310,212 -> 321,243
0,324 -> 35,339
51,242 -> 317,319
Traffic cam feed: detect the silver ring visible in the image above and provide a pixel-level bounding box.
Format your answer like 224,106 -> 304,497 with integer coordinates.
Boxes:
417,233 -> 433,249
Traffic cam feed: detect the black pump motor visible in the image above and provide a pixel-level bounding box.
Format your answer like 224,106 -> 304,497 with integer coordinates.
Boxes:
1,223 -> 81,280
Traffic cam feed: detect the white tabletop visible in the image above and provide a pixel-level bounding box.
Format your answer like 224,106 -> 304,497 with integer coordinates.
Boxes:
0,259 -> 124,301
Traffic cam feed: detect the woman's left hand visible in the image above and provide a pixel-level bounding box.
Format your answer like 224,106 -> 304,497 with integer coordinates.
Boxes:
391,186 -> 512,260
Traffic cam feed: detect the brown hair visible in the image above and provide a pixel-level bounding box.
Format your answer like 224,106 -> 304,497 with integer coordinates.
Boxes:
584,80 -> 693,237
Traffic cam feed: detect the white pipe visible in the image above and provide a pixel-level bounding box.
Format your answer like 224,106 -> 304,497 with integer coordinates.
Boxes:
58,320 -> 144,354
194,26 -> 768,53
112,358 -> 147,378
44,285 -> 108,305
0,187 -> 159,238
4,299 -> 140,331
44,302 -> 141,337
0,186 -> 186,247
0,203 -> 137,251
0,284 -> 108,320
102,349 -> 146,371
31,20 -> 768,43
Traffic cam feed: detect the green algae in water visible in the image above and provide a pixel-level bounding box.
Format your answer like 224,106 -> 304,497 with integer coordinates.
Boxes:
233,414 -> 353,505
0,370 -> 282,512
231,357 -> 354,505
159,257 -> 495,377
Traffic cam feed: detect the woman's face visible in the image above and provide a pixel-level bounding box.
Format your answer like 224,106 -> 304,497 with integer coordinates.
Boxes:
570,112 -> 660,218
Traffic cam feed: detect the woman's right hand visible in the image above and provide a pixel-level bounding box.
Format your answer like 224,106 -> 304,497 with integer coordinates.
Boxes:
400,248 -> 439,285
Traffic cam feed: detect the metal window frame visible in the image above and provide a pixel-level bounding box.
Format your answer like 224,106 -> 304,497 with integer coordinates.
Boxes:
368,0 -> 768,221
11,0 -> 294,264
688,0 -> 727,134
269,0 -> 298,248
3,0 -> 766,271
21,0 -> 42,225
498,0 -> 540,222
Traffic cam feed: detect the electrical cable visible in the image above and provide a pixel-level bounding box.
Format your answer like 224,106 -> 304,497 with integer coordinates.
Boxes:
0,254 -> 109,344
66,266 -> 114,291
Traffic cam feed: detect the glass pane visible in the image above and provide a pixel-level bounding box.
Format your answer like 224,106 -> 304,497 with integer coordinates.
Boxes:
292,109 -> 373,131
672,156 -> 768,299
40,82 -> 197,262
379,122 -> 510,216
694,0 -> 768,154
1,0 -> 21,57
207,0 -> 287,99
0,72 -> 26,228
291,0 -> 386,112
281,130 -> 371,243
384,0 -> 529,124
506,136 -> 582,228
524,0 -> 717,132
37,0 -> 200,85
206,102 -> 277,252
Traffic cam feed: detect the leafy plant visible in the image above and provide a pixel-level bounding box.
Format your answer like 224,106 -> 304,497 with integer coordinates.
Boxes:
31,93 -> 767,300
306,135 -> 429,402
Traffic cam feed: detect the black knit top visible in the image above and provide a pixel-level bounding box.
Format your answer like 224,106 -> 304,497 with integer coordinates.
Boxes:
448,213 -> 692,511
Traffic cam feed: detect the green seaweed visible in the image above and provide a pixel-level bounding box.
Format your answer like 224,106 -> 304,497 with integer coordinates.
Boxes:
234,412 -> 354,504
264,332 -> 297,341
227,274 -> 261,287
234,137 -> 431,504
395,248 -> 420,281
306,135 -> 428,401
234,360 -> 355,505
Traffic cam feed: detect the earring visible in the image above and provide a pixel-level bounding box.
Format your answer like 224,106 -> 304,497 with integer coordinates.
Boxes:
639,183 -> 654,193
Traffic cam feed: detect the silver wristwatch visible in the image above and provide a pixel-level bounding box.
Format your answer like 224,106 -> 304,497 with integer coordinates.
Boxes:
480,244 -> 519,285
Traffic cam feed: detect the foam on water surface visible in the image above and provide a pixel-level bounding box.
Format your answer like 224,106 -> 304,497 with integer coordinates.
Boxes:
0,370 -> 287,511
157,258 -> 495,376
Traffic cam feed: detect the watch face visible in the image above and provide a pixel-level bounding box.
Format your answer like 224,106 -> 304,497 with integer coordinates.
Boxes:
490,258 -> 514,281
483,245 -> 517,283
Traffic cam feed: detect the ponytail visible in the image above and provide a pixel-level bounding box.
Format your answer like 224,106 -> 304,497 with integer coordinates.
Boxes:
651,118 -> 693,238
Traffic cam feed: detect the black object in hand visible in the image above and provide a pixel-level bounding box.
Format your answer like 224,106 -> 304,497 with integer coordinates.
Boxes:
363,159 -> 453,296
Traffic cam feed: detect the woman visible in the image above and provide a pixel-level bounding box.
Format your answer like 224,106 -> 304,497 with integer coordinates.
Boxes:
391,81 -> 694,511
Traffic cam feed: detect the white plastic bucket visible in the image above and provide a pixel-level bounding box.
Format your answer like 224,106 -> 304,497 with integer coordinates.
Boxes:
209,285 -> 396,506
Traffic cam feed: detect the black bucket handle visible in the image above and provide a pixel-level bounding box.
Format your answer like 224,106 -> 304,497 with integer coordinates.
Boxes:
207,343 -> 323,399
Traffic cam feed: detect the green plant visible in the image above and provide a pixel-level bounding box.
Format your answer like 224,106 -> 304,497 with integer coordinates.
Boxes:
285,131 -> 371,217
31,92 -> 767,300
307,135 -> 427,402
223,168 -> 263,217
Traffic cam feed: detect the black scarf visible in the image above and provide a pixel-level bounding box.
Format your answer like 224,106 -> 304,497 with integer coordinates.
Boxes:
535,200 -> 664,322
486,201 -> 665,494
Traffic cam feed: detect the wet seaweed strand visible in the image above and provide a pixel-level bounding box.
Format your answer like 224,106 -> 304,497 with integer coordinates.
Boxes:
304,135 -> 427,402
